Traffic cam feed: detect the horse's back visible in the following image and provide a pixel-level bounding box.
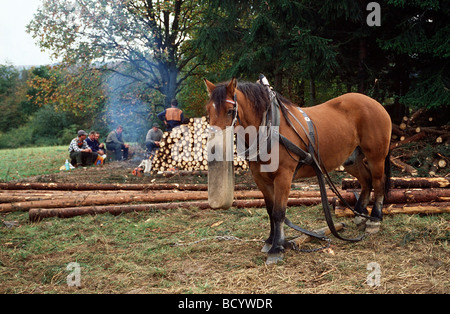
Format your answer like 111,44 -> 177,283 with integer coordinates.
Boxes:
296,93 -> 391,175
305,93 -> 391,135
316,93 -> 388,117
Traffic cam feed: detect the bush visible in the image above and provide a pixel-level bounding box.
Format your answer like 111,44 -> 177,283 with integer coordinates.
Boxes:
0,124 -> 33,149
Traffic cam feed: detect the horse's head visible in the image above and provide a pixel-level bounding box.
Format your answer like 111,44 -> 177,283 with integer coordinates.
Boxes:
204,78 -> 239,130
203,78 -> 237,210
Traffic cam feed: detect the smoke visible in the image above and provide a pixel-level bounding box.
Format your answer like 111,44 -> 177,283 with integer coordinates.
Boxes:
103,68 -> 161,143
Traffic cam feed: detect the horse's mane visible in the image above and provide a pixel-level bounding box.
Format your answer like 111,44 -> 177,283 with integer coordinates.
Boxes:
210,81 -> 294,119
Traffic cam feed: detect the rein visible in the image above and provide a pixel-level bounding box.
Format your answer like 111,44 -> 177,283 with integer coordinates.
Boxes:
225,77 -> 371,245
255,76 -> 370,244
226,94 -> 240,128
276,94 -> 366,243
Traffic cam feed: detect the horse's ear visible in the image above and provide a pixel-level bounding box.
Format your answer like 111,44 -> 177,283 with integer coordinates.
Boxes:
227,77 -> 237,95
204,79 -> 216,96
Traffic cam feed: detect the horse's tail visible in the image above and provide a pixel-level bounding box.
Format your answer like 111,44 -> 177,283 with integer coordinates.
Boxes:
384,149 -> 391,198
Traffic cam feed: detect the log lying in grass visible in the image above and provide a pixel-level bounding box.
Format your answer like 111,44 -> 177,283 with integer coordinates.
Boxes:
334,189 -> 450,206
25,194 -> 450,221
390,157 -> 418,176
0,182 -> 212,191
28,202 -> 211,221
389,132 -> 426,150
5,187 -> 449,214
0,181 -> 262,192
335,202 -> 450,217
0,191 -> 210,213
2,189 -> 349,213
28,197 -> 327,221
342,177 -> 450,190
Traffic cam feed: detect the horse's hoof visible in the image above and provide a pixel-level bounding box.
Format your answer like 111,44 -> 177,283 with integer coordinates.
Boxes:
266,253 -> 284,265
365,221 -> 381,234
261,243 -> 272,253
354,216 -> 368,231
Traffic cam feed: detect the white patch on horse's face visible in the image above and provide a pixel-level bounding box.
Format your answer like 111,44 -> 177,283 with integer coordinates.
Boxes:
212,103 -> 219,118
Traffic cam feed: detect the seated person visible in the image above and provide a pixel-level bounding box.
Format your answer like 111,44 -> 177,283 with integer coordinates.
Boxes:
68,130 -> 96,167
145,123 -> 163,155
94,132 -> 106,154
105,125 -> 129,161
86,130 -> 105,155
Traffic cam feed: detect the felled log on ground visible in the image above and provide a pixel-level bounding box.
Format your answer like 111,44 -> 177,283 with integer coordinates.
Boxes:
0,190 -> 196,203
390,157 -> 418,176
28,197 -> 328,221
389,132 -> 426,150
335,202 -> 450,217
28,202 -> 213,221
1,189 -> 350,213
342,177 -> 450,190
334,189 -> 450,206
6,187 -> 449,213
0,191 -> 210,213
0,182 -> 213,191
152,170 -> 208,177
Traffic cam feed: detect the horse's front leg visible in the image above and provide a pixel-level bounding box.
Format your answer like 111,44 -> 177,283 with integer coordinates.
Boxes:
261,197 -> 274,253
266,174 -> 291,265
248,163 -> 276,253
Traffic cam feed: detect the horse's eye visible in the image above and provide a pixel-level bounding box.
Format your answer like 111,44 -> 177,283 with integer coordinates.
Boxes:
227,109 -> 235,116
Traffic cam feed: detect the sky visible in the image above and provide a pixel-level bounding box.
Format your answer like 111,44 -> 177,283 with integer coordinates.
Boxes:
0,0 -> 55,66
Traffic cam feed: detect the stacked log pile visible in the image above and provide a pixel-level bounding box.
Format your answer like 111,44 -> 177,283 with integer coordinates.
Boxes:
390,109 -> 449,177
150,117 -> 248,173
335,177 -> 450,217
0,177 -> 448,222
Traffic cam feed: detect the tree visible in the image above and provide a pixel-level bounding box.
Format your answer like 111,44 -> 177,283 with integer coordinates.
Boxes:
196,0 -> 449,117
195,0 -> 341,105
27,0 -> 204,108
0,64 -> 29,132
379,0 -> 449,111
27,64 -> 105,116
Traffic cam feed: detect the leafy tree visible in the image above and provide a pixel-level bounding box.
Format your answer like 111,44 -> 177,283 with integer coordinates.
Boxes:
379,0 -> 449,110
28,0 -> 205,108
0,64 -> 28,132
27,64 -> 105,116
195,0 -> 339,105
196,0 -> 449,118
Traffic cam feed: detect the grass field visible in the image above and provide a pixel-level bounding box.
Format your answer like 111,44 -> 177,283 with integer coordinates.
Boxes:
0,146 -> 448,294
1,205 -> 448,294
0,146 -> 68,181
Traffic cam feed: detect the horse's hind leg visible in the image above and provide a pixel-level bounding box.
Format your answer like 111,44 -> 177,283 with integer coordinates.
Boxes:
365,157 -> 388,233
343,147 -> 372,230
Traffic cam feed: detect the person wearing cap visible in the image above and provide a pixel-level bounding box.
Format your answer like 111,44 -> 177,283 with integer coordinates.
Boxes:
145,123 -> 163,155
106,125 -> 129,161
68,130 -> 95,167
157,99 -> 184,131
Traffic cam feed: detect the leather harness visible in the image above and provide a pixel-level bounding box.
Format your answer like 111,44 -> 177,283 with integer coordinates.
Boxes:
228,78 -> 369,246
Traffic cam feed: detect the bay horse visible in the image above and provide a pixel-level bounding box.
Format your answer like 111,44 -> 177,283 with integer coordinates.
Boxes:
204,77 -> 392,264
